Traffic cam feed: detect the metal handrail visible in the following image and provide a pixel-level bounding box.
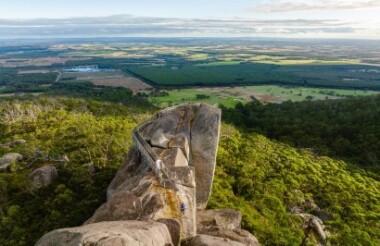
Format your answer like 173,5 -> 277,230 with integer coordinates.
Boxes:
132,129 -> 178,191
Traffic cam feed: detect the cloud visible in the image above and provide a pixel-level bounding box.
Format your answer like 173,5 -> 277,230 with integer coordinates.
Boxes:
249,0 -> 380,13
0,15 -> 378,39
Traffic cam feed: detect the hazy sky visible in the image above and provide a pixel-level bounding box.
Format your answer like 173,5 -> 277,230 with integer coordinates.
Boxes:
0,0 -> 379,39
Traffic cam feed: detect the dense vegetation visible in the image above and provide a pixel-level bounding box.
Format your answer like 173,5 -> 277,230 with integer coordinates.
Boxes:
0,97 -> 151,246
210,124 -> 380,245
125,63 -> 380,89
0,68 -> 57,93
222,95 -> 380,175
0,95 -> 379,245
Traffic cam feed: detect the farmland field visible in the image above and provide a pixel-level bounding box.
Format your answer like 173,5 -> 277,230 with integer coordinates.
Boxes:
1,38 -> 380,98
147,85 -> 380,107
61,69 -> 152,91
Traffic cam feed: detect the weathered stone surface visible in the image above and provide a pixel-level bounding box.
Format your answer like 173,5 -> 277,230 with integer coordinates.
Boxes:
153,147 -> 189,167
87,147 -> 196,240
176,183 -> 197,238
36,221 -> 174,246
157,218 -> 181,246
197,209 -> 242,233
190,104 -> 221,210
29,165 -> 58,189
298,213 -> 327,245
190,234 -> 245,246
203,229 -> 260,246
139,104 -> 221,210
168,166 -> 196,188
168,135 -> 190,160
140,104 -> 197,143
0,153 -> 23,172
107,147 -> 142,198
150,129 -> 171,148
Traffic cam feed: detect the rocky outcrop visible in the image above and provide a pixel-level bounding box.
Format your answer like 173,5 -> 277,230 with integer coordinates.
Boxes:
0,139 -> 26,149
195,209 -> 259,245
36,221 -> 174,246
37,104 -> 259,246
139,104 -> 221,210
29,165 -> 58,189
197,209 -> 242,233
298,213 -> 327,246
190,104 -> 221,210
190,234 -> 245,246
289,198 -> 330,245
0,152 -> 23,172
201,228 -> 260,246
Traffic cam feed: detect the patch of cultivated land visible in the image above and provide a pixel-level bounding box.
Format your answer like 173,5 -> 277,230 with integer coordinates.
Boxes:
0,57 -> 90,68
61,69 -> 152,91
17,69 -> 51,74
148,85 -> 380,107
148,88 -> 242,108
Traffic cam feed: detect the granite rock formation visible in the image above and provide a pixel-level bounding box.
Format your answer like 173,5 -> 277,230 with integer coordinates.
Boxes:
29,165 -> 58,189
36,221 -> 174,246
37,104 -> 259,246
0,152 -> 23,172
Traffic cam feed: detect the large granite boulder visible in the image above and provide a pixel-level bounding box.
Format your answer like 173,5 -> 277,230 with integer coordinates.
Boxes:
0,152 -> 23,172
140,104 -> 221,210
36,220 -> 174,246
203,228 -> 260,246
29,165 -> 58,189
190,234 -> 245,246
298,213 -> 327,245
190,104 -> 221,210
87,104 -> 221,240
196,209 -> 259,246
197,209 -> 242,233
87,147 -> 196,240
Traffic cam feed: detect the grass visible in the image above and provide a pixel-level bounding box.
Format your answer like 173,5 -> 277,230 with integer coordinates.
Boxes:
195,61 -> 242,66
243,85 -> 379,102
148,88 -> 242,108
147,86 -> 380,107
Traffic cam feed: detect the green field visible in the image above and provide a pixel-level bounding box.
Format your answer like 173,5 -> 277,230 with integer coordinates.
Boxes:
147,85 -> 380,107
148,88 -> 242,108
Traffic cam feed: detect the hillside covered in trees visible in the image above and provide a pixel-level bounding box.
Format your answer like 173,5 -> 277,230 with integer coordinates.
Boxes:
222,95 -> 380,176
0,95 -> 379,245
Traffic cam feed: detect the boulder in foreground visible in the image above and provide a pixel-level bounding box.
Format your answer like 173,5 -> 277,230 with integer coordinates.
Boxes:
36,220 -> 174,246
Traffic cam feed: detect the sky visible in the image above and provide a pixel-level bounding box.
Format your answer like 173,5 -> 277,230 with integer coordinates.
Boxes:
0,0 -> 379,39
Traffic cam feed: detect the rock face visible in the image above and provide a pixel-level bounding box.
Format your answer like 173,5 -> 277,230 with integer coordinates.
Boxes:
0,153 -> 23,172
37,104 -> 259,246
36,221 -> 174,246
190,234 -> 245,246
29,165 -> 58,189
298,213 -> 327,245
201,228 -> 260,246
140,104 -> 221,210
197,209 -> 242,233
196,209 -> 259,246
289,198 -> 330,245
190,104 -> 221,210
